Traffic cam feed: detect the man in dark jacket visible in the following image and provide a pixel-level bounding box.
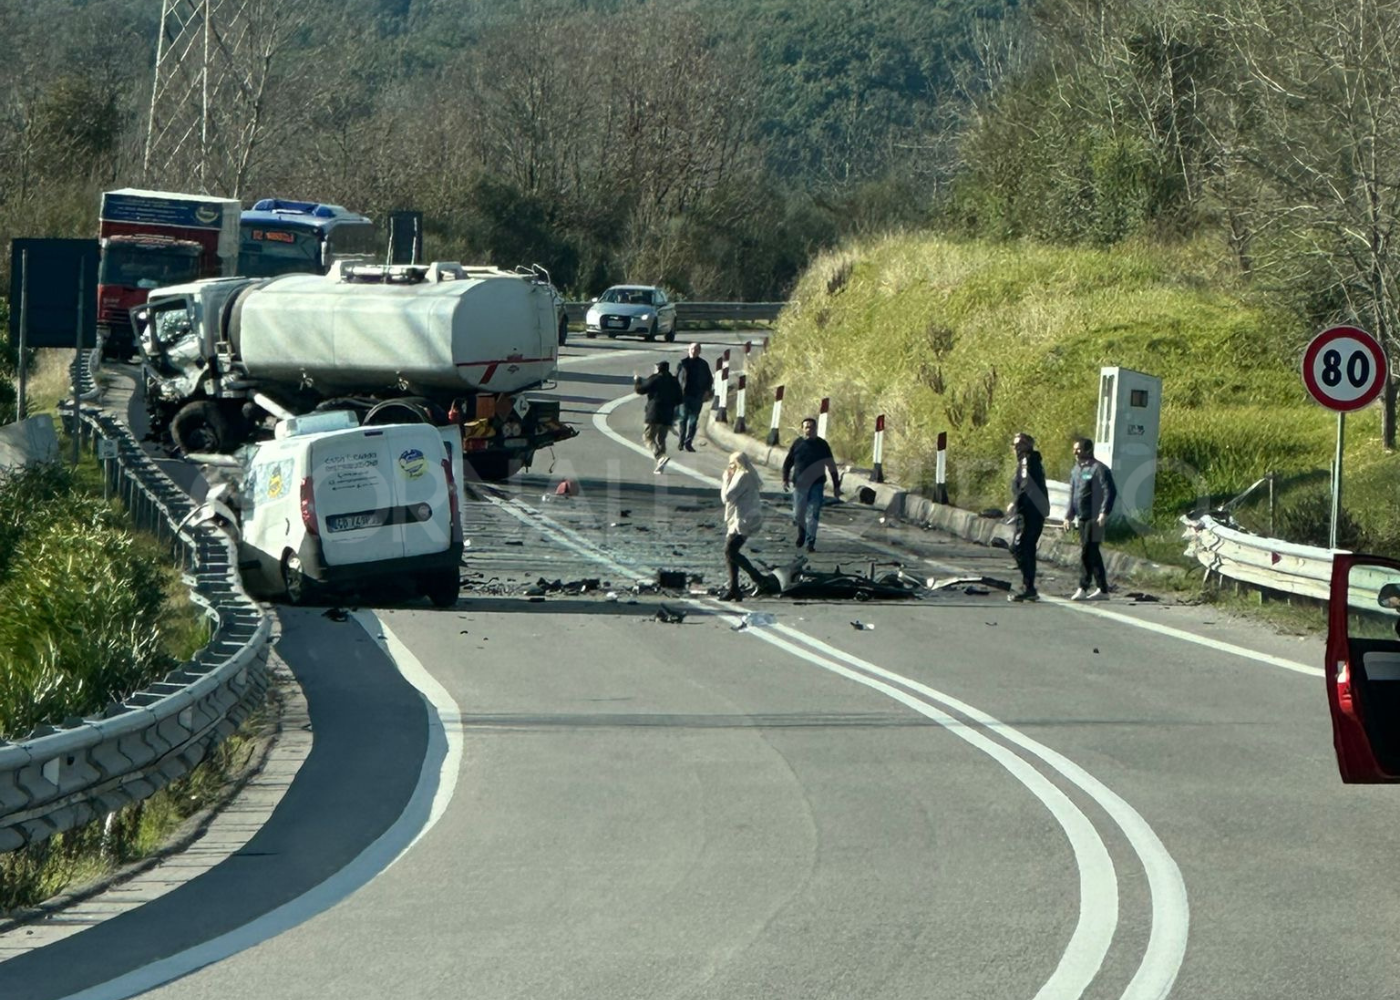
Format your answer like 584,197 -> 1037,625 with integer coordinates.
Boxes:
634,360 -> 684,473
676,343 -> 714,453
1063,436 -> 1117,600
1005,432 -> 1049,602
781,417 -> 841,552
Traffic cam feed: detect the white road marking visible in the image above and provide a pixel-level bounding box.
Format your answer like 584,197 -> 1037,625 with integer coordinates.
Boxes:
600,392 -> 1313,676
480,489 -> 1138,1000
60,612 -> 463,1000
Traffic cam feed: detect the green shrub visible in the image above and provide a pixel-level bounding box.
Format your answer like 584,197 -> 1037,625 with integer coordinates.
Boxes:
0,463 -> 172,739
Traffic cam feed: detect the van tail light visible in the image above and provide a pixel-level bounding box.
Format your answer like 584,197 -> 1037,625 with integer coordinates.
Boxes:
300,476 -> 319,537
442,459 -> 460,532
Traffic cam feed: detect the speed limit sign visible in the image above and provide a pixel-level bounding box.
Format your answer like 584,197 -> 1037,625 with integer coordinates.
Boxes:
1302,326 -> 1388,412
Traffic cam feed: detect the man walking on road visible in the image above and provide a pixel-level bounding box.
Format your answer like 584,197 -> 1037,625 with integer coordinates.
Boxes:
676,343 -> 714,453
1006,431 -> 1049,602
1063,436 -> 1116,600
634,360 -> 684,472
782,416 -> 841,552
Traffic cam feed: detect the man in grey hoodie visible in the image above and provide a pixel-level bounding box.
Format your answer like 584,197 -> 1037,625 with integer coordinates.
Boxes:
1063,436 -> 1116,600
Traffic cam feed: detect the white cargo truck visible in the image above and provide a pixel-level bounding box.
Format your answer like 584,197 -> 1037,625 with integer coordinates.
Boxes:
215,412 -> 464,606
136,261 -> 577,480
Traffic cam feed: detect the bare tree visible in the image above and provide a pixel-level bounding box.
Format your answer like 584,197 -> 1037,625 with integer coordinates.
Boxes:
1218,0 -> 1400,447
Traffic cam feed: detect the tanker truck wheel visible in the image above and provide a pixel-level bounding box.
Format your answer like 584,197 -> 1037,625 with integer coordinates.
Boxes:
172,401 -> 232,455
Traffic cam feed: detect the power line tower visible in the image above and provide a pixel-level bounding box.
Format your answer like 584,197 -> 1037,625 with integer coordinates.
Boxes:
142,0 -> 256,196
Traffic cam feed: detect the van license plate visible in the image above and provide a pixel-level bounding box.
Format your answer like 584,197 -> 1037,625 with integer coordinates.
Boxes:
326,509 -> 388,533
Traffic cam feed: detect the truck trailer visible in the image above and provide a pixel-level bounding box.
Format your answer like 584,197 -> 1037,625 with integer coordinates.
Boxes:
136,260 -> 577,480
98,189 -> 241,359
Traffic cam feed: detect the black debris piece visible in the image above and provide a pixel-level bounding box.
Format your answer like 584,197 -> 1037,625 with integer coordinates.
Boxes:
656,569 -> 688,589
1125,591 -> 1160,602
857,486 -> 877,505
674,505 -> 702,513
1093,647 -> 1100,654
504,539 -> 524,546
985,621 -> 998,626
322,608 -> 350,622
618,509 -> 631,517
635,525 -> 651,533
990,537 -> 1010,550
459,630 -> 469,635
850,620 -> 873,630
963,586 -> 991,596
654,605 -> 686,624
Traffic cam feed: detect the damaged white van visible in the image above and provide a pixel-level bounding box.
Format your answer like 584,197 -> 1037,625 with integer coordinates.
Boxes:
228,411 -> 464,607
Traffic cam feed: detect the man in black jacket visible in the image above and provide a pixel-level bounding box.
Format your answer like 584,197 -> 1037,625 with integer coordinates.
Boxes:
1005,432 -> 1050,602
634,360 -> 684,473
781,417 -> 841,552
1063,436 -> 1117,600
676,343 -> 714,453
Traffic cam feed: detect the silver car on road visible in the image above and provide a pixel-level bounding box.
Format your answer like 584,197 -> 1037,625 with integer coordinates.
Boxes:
584,285 -> 677,342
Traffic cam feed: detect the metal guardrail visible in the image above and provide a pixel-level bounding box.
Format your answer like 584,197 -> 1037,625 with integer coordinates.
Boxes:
1179,513 -> 1387,610
563,301 -> 785,324
0,405 -> 272,853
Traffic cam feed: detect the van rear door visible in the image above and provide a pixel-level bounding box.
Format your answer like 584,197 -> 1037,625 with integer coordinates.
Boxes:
310,428 -> 401,565
390,425 -> 454,558
1326,553 -> 1400,782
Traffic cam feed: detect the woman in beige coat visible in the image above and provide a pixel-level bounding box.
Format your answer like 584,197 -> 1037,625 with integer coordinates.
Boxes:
719,451 -> 768,601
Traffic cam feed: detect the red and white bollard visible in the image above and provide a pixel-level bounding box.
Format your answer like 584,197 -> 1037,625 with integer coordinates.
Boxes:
718,361 -> 730,422
872,414 -> 885,483
934,431 -> 949,504
816,397 -> 830,440
767,385 -> 784,446
735,374 -> 748,433
711,356 -> 726,421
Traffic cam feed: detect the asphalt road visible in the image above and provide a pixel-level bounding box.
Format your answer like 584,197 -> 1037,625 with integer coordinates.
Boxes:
4,334 -> 1399,1000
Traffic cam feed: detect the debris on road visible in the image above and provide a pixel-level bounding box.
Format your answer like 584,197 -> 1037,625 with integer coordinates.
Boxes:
850,620 -> 874,630
732,612 -> 777,631
322,607 -> 350,622
654,605 -> 687,624
926,575 -> 1013,593
1124,591 -> 1160,602
656,569 -> 688,589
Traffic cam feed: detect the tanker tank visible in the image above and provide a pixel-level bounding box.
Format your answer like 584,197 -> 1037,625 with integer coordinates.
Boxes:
228,267 -> 558,397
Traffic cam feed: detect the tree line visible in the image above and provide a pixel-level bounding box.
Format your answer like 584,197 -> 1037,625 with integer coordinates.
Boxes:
4,0 -> 1400,446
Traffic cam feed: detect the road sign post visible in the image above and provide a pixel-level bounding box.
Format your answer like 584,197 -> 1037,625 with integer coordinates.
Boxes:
1301,326 -> 1388,549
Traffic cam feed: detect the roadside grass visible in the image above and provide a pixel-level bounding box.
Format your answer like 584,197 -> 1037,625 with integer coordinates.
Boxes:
0,439 -> 262,915
746,234 -> 1400,558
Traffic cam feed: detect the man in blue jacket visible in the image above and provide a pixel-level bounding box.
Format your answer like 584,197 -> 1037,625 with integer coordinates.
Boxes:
1063,436 -> 1116,600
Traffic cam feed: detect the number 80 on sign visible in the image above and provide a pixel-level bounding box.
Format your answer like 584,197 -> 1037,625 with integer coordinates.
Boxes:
1302,325 -> 1388,412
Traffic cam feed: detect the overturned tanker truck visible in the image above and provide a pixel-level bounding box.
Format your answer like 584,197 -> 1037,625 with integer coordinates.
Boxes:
136,261 -> 577,480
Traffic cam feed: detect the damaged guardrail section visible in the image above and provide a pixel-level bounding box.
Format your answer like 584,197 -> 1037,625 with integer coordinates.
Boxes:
1180,513 -> 1381,610
0,406 -> 272,853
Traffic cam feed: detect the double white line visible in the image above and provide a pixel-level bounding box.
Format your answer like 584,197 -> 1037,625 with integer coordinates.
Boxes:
485,487 -> 1190,1000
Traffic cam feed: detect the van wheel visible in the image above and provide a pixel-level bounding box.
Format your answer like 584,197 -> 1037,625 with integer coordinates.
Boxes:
422,568 -> 461,608
172,401 -> 231,454
281,552 -> 318,606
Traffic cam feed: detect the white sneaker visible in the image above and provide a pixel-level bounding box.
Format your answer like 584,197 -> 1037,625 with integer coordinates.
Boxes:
654,456 -> 669,473
1086,587 -> 1108,601
1070,587 -> 1089,601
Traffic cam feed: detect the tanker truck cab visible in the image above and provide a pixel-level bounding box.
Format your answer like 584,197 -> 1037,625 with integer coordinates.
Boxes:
237,413 -> 463,608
